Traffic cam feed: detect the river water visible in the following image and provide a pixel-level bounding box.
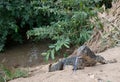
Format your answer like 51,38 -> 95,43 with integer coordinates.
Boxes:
0,40 -> 74,69
0,42 -> 50,68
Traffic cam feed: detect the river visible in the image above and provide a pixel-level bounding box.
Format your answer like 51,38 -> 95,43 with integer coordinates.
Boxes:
0,42 -> 50,68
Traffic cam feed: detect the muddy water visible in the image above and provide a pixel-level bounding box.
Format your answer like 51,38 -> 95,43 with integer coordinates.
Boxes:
0,42 -> 51,68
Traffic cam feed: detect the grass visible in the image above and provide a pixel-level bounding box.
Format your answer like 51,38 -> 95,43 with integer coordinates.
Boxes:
0,64 -> 29,81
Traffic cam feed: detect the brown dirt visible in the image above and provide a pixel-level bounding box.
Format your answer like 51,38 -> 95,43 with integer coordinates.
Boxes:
9,47 -> 120,82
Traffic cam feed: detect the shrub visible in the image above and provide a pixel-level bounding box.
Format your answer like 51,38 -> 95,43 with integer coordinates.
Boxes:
27,0 -> 101,60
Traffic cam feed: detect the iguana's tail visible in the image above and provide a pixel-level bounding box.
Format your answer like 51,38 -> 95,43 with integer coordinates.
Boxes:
96,55 -> 117,64
106,59 -> 117,63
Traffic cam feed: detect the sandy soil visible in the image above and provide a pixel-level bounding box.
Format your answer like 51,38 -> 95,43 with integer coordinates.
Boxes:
9,47 -> 120,82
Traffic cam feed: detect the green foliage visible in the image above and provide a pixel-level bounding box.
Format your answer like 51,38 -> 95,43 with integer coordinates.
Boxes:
1,65 -> 13,80
63,53 -> 69,58
0,0 -> 57,51
42,37 -> 70,60
27,0 -> 102,60
13,69 -> 28,79
0,0 -> 107,59
0,65 -> 28,81
0,75 -> 6,82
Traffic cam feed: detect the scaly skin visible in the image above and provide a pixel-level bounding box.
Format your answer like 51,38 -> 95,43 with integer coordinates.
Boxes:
49,56 -> 85,72
49,45 -> 117,72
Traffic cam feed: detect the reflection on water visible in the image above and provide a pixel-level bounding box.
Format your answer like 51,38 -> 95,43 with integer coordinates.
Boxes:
0,42 -> 49,68
28,43 -> 40,63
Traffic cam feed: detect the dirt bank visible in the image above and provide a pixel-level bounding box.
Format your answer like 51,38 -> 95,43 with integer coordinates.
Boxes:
9,47 -> 120,82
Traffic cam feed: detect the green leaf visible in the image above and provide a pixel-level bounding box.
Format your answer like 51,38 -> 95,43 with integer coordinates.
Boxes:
63,43 -> 70,48
50,49 -> 55,60
49,45 -> 55,48
45,53 -> 50,61
41,52 -> 47,56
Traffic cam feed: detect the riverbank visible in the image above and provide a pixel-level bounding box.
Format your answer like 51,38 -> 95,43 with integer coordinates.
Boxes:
9,47 -> 120,82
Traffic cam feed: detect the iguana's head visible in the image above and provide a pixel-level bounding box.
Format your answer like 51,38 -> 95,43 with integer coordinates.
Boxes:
77,45 -> 88,55
48,64 -> 53,72
48,62 -> 64,72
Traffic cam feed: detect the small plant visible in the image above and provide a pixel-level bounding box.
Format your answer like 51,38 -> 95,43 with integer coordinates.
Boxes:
63,53 -> 69,58
0,65 -> 28,81
107,81 -> 111,82
13,68 -> 28,79
0,74 -> 6,82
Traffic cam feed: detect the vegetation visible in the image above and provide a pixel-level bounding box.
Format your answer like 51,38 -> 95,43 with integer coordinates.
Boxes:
27,0 -> 103,60
0,65 -> 28,81
0,0 -> 113,59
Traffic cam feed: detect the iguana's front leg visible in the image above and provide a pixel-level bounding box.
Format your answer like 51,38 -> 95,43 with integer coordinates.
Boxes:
73,57 -> 85,71
62,56 -> 85,71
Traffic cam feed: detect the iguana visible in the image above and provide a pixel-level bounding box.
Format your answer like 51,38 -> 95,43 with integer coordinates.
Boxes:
49,56 -> 84,72
49,45 -> 117,72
